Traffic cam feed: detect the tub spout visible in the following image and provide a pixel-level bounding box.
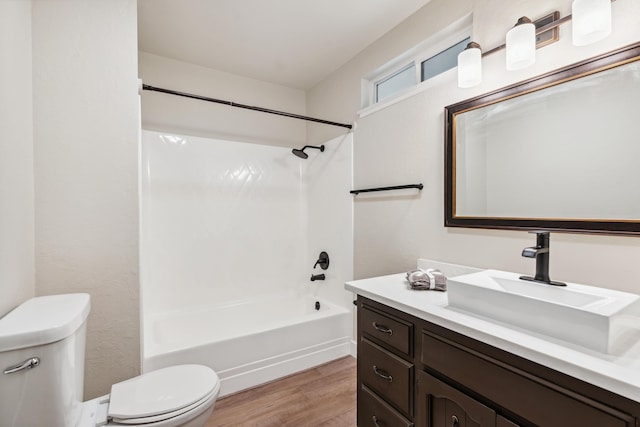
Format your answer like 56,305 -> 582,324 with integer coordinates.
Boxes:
310,274 -> 325,282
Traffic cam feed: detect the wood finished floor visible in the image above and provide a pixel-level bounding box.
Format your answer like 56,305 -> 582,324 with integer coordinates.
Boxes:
205,356 -> 357,427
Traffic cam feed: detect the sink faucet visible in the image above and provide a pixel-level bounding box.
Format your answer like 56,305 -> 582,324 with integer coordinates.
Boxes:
519,231 -> 566,286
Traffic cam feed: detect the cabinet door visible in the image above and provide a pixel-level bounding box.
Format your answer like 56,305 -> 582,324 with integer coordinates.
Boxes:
496,416 -> 520,427
416,371 -> 495,427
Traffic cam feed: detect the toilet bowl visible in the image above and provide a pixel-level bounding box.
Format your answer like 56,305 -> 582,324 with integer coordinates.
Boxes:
0,294 -> 220,427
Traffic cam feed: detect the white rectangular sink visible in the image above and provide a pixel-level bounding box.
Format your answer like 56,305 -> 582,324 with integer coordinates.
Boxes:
447,270 -> 640,354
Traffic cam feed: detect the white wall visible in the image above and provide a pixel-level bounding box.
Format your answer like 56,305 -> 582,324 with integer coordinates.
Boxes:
31,0 -> 140,399
0,1 -> 35,317
308,0 -> 640,292
139,52 -> 307,148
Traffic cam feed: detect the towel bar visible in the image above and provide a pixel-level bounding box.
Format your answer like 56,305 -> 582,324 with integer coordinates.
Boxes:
350,183 -> 423,195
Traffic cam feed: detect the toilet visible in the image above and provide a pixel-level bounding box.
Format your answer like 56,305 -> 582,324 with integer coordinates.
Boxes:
0,293 -> 220,427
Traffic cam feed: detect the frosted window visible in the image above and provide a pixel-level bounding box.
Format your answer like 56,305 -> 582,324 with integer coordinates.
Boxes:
375,64 -> 415,102
421,37 -> 470,81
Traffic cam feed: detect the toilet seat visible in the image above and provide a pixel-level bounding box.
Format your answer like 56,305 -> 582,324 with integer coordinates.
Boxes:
107,364 -> 220,425
110,390 -> 217,425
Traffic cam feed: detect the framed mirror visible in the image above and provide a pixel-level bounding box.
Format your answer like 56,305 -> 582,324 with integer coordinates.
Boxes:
445,42 -> 640,235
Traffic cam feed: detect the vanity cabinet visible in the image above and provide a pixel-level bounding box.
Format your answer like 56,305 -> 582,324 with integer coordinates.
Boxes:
356,296 -> 640,427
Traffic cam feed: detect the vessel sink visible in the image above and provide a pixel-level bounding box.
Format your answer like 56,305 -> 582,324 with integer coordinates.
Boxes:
447,269 -> 640,354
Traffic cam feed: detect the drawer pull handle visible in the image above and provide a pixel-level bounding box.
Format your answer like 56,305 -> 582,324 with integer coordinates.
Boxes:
372,322 -> 393,335
451,415 -> 459,427
372,415 -> 384,427
372,365 -> 393,382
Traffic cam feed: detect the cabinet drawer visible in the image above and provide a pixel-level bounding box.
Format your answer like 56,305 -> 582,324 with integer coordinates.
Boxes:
359,338 -> 414,416
359,385 -> 414,427
422,330 -> 635,427
361,303 -> 413,356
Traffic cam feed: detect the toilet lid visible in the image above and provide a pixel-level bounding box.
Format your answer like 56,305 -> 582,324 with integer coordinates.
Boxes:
108,364 -> 219,421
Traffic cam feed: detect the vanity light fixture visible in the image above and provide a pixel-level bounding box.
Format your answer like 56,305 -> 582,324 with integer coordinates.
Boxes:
572,0 -> 612,46
457,0 -> 614,88
506,17 -> 536,70
457,42 -> 483,88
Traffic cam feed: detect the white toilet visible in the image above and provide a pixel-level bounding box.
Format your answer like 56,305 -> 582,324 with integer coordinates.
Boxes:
0,293 -> 220,427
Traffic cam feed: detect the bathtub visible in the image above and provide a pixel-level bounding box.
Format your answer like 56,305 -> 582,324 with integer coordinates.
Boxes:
142,294 -> 352,397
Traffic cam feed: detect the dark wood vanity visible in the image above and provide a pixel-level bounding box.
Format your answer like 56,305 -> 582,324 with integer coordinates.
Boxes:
357,295 -> 640,427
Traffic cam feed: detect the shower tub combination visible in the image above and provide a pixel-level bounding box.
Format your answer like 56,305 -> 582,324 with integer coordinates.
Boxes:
143,294 -> 351,397
141,130 -> 354,397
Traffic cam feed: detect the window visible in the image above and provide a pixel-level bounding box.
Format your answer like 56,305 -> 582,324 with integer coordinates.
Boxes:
421,37 -> 470,81
375,64 -> 415,103
363,21 -> 472,110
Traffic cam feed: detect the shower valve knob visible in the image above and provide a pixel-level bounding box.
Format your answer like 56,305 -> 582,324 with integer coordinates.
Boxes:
313,251 -> 330,270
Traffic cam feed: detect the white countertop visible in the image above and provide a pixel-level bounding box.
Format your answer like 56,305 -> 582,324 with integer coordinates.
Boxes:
346,268 -> 640,402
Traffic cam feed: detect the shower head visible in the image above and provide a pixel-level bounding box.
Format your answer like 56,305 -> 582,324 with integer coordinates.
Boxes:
291,145 -> 325,159
292,148 -> 308,159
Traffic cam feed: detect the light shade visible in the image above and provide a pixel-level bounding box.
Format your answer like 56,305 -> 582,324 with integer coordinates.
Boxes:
457,42 -> 482,88
506,17 -> 536,71
572,0 -> 612,46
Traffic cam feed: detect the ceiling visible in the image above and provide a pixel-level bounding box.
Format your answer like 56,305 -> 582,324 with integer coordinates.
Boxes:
137,0 -> 431,90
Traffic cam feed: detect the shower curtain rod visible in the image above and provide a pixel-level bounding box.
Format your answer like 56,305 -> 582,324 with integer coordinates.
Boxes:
142,84 -> 353,130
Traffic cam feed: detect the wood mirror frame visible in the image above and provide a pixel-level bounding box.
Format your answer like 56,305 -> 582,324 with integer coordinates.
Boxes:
445,42 -> 640,235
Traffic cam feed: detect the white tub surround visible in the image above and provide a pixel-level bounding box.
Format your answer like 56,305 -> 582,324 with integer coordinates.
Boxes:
140,130 -> 307,314
141,130 -> 353,315
346,259 -> 640,402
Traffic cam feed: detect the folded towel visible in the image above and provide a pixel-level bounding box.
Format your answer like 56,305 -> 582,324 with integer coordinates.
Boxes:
405,268 -> 447,291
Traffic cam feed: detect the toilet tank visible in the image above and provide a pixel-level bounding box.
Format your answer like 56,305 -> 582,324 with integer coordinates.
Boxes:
0,294 -> 90,427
